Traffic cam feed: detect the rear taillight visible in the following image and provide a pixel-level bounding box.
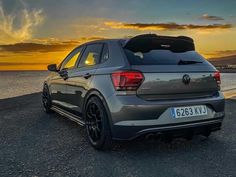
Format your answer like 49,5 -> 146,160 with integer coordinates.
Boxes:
214,71 -> 221,87
111,71 -> 144,91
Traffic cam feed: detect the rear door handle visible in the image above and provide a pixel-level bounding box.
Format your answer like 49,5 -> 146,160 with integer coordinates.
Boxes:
83,73 -> 91,79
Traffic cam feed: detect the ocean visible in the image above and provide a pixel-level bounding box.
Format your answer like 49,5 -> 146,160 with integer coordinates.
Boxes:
0,71 -> 235,99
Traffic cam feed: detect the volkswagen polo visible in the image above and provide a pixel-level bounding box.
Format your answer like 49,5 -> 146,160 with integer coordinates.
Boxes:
42,34 -> 225,150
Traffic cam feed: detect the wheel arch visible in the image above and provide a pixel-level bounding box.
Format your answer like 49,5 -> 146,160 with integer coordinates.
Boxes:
83,89 -> 113,129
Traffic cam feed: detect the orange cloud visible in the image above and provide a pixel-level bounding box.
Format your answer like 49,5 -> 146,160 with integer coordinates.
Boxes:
104,21 -> 233,31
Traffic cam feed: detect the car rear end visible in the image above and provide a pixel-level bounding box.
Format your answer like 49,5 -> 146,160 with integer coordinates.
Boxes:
106,34 -> 225,140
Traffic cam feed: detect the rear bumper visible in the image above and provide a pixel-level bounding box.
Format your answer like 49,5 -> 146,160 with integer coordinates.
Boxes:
112,117 -> 223,140
106,91 -> 225,140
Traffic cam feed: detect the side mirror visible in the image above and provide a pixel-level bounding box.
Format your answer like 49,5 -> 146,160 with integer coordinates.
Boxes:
47,64 -> 58,72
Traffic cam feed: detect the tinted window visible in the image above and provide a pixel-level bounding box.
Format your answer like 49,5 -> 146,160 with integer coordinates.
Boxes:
101,44 -> 109,63
61,47 -> 83,70
124,49 -> 205,65
78,44 -> 103,67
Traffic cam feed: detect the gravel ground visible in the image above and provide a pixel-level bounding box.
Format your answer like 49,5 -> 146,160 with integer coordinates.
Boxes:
0,93 -> 236,177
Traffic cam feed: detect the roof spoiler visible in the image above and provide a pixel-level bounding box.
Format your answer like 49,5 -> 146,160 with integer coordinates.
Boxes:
123,34 -> 195,53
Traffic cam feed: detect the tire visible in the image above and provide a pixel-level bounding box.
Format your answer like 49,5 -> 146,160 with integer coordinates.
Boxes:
42,84 -> 53,113
85,96 -> 112,150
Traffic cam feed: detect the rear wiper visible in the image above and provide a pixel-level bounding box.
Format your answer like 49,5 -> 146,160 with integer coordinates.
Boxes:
178,60 -> 203,65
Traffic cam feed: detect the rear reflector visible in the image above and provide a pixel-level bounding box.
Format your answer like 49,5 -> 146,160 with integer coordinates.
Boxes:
214,71 -> 221,87
111,71 -> 144,91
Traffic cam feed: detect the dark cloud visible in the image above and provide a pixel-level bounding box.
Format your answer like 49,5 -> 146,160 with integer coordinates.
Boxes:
124,23 -> 186,30
201,14 -> 224,21
0,43 -> 74,53
0,37 -> 106,53
105,21 -> 233,31
0,62 -> 50,65
123,23 -> 232,30
185,23 -> 232,29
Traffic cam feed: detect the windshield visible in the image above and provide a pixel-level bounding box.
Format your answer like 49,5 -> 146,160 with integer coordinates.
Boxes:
124,49 -> 206,65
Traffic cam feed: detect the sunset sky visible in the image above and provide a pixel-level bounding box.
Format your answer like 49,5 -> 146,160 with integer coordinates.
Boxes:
0,0 -> 236,70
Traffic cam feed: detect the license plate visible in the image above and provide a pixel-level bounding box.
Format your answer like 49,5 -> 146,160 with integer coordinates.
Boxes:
171,105 -> 207,118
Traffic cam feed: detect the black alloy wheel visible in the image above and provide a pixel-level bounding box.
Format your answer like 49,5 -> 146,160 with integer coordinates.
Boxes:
86,102 -> 102,142
85,96 -> 112,150
42,84 -> 53,113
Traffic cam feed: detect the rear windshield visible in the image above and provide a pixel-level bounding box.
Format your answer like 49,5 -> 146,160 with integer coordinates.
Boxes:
124,49 -> 206,65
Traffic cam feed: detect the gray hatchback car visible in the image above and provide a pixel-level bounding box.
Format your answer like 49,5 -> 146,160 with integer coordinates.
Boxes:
42,34 -> 225,150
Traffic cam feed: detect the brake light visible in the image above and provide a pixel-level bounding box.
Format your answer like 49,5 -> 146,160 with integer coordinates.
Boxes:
214,71 -> 221,87
111,71 -> 144,91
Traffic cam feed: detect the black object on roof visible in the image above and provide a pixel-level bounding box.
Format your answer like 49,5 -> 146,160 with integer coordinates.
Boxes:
123,34 -> 195,53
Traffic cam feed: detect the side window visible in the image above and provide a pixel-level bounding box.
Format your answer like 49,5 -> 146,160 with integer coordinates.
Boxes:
78,44 -> 103,68
61,47 -> 83,70
101,44 -> 109,63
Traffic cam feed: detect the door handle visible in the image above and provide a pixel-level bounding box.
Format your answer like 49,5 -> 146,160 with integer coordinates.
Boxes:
83,73 -> 91,79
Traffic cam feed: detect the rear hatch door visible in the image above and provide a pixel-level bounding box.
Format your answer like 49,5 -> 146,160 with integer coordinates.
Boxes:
123,35 -> 219,100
